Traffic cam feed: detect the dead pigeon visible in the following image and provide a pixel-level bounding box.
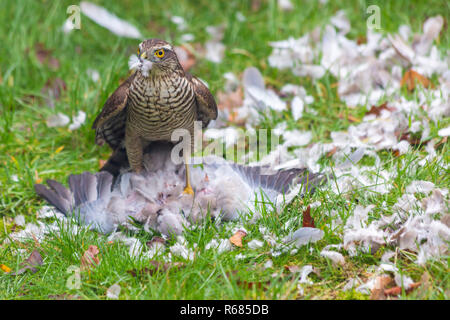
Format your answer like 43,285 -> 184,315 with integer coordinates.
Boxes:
35,142 -> 325,236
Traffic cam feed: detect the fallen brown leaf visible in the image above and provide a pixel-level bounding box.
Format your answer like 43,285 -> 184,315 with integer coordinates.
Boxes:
80,245 -> 100,271
338,112 -> 360,123
251,0 -> 262,12
367,102 -> 396,117
302,206 -> 315,228
284,265 -> 301,273
400,69 -> 432,91
1,264 -> 12,273
347,115 -> 360,123
384,282 -> 421,297
146,236 -> 166,248
398,132 -> 425,148
11,250 -> 43,275
98,159 -> 107,169
370,275 -> 393,300
236,279 -> 267,290
32,43 -> 60,70
229,230 -> 247,247
384,286 -> 402,296
226,270 -> 269,290
356,35 -> 367,45
326,146 -> 337,158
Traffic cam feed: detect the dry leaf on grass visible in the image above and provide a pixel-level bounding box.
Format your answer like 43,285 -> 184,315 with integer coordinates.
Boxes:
366,102 -> 396,117
326,146 -> 337,158
369,275 -> 393,300
10,250 -> 43,275
400,69 -> 432,91
384,282 -> 421,297
226,270 -> 269,290
98,159 -> 107,169
1,264 -> 12,273
251,0 -> 262,12
229,230 -> 247,247
146,236 -> 166,248
338,113 -> 360,123
284,265 -> 301,273
80,245 -> 100,271
302,206 -> 315,228
31,43 -> 60,70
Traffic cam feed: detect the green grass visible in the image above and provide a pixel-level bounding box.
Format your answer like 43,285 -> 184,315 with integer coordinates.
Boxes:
0,0 -> 449,299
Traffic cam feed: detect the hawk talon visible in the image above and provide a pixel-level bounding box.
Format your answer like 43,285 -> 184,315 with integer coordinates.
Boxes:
183,185 -> 194,195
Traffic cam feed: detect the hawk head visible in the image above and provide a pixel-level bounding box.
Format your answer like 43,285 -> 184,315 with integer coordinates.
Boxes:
129,39 -> 182,77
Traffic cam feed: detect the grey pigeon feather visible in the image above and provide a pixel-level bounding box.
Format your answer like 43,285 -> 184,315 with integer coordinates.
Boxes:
35,142 -> 326,236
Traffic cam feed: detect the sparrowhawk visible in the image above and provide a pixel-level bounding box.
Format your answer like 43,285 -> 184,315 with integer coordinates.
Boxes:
92,39 -> 217,194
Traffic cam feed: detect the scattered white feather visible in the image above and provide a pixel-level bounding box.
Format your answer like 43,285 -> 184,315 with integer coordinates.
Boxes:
284,227 -> 324,247
320,250 -> 345,266
68,110 -> 86,130
247,239 -> 264,249
299,265 -> 314,285
170,236 -> 195,261
14,215 -> 26,227
277,0 -> 294,11
106,284 -> 121,299
87,69 -> 100,82
204,41 -> 225,63
80,2 -> 142,39
180,33 -> 195,42
291,96 -> 304,121
263,260 -> 273,269
406,180 -> 435,194
282,130 -> 312,147
46,113 -> 70,128
437,126 -> 450,137
171,16 -> 187,31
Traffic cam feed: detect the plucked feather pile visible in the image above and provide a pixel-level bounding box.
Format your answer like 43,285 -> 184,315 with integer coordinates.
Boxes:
35,143 -> 325,235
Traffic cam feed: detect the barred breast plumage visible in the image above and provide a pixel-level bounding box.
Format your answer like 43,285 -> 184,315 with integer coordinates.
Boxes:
127,72 -> 196,141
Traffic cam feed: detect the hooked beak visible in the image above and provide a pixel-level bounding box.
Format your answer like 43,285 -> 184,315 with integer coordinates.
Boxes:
138,51 -> 148,62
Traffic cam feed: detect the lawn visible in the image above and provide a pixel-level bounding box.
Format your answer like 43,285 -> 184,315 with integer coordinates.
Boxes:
0,0 -> 448,300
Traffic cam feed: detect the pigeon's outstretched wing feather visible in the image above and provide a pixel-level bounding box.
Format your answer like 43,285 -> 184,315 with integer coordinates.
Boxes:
34,143 -> 326,234
35,180 -> 72,215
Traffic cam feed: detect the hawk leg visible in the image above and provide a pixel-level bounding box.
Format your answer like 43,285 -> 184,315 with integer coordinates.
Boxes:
183,143 -> 194,195
125,128 -> 144,174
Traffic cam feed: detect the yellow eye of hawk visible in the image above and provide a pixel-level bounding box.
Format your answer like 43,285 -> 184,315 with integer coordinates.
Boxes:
155,49 -> 165,58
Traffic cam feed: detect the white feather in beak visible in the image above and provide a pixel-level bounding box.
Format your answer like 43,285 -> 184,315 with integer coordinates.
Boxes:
128,54 -> 153,77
